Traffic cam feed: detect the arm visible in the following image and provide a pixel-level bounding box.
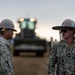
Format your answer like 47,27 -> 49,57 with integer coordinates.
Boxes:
47,44 -> 57,75
0,42 -> 14,75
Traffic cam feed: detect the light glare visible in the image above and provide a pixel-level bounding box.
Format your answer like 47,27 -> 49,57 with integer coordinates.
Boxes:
30,18 -> 36,22
35,29 -> 39,33
18,18 -> 24,22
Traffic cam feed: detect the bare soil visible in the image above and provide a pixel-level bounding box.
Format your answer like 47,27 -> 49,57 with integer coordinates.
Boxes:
13,52 -> 49,75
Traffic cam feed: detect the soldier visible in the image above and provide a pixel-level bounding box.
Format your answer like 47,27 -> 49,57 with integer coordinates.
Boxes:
47,19 -> 75,75
0,19 -> 16,75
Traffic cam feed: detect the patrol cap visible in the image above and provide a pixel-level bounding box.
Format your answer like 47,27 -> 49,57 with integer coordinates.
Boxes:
52,19 -> 75,30
0,19 -> 17,31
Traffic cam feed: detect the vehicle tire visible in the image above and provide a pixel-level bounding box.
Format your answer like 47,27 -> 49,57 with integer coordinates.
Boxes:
13,51 -> 19,56
36,52 -> 44,57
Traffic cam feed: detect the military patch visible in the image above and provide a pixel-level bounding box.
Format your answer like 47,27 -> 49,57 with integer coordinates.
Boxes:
6,22 -> 10,26
71,22 -> 75,27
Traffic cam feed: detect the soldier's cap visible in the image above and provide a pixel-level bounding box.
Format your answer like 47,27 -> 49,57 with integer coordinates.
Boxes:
52,19 -> 75,30
0,19 -> 17,31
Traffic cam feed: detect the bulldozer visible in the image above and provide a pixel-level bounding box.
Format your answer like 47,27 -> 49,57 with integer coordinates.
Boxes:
13,17 -> 47,56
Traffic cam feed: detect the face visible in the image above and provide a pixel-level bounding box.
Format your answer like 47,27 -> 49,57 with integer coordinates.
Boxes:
60,28 -> 74,40
6,29 -> 14,39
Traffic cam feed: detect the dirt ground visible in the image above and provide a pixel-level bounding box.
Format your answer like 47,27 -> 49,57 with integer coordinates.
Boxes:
13,52 -> 50,75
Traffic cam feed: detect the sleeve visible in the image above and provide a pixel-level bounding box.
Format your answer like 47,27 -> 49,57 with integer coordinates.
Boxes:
0,42 -> 14,75
47,44 -> 57,75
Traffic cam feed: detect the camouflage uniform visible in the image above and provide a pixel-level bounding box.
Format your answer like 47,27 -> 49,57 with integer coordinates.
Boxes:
47,40 -> 75,75
0,36 -> 14,75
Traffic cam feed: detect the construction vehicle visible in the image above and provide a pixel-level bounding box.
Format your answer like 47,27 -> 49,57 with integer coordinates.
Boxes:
13,17 -> 47,56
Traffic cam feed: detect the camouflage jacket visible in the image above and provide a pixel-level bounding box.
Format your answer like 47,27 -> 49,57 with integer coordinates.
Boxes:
47,40 -> 75,75
0,36 -> 14,75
